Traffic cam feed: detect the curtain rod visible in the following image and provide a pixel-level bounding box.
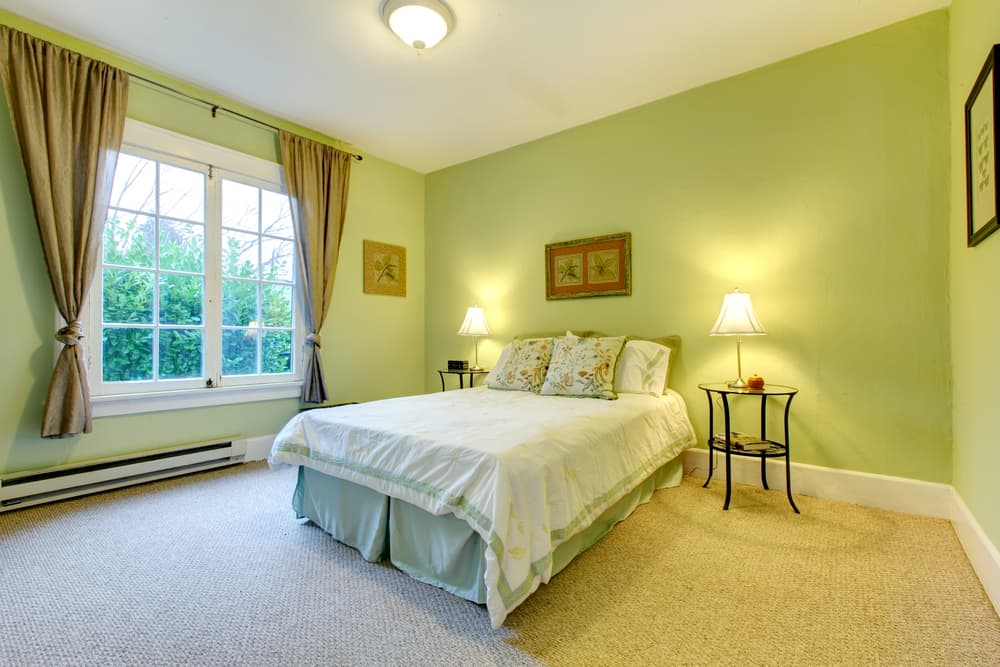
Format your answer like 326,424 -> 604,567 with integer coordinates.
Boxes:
128,73 -> 363,162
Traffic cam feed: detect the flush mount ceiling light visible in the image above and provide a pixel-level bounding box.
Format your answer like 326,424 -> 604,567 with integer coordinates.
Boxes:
381,0 -> 454,50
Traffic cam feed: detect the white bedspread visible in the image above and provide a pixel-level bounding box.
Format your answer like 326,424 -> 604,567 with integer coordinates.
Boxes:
269,386 -> 696,628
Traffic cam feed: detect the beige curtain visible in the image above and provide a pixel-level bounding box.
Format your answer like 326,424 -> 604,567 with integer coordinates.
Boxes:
279,131 -> 352,403
0,27 -> 128,438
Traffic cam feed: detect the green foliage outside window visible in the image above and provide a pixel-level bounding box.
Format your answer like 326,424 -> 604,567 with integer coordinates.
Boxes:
101,212 -> 294,382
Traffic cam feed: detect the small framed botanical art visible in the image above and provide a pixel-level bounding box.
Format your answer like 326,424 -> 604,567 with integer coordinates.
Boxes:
965,44 -> 1000,247
545,232 -> 631,300
363,240 -> 406,297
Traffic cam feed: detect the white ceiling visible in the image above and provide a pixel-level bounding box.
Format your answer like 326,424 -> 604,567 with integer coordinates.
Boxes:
1,0 -> 948,173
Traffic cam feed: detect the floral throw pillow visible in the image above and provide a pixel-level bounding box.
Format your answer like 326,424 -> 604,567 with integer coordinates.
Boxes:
483,343 -> 514,386
540,336 -> 626,399
487,338 -> 555,393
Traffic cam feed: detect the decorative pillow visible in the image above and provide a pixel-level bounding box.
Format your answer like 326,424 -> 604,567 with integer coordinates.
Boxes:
540,336 -> 626,400
613,339 -> 672,396
483,343 -> 514,386
487,338 -> 555,393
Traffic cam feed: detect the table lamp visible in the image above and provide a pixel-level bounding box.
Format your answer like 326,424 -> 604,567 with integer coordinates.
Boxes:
457,305 -> 490,371
709,288 -> 767,388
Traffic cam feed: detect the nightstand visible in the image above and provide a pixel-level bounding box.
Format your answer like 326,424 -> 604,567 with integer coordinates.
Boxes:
437,368 -> 489,392
697,382 -> 799,513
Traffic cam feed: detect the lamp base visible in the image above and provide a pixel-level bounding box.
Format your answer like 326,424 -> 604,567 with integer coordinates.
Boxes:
470,336 -> 484,372
727,378 -> 748,389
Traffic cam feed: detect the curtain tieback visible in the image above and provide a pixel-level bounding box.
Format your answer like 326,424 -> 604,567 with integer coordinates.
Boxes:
305,333 -> 321,348
55,320 -> 84,347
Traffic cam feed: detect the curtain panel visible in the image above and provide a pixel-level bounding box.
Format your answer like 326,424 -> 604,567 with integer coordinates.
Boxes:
278,131 -> 352,404
0,26 -> 129,437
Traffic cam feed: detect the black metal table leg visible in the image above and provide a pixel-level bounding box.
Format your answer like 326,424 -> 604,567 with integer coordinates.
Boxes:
721,393 -> 732,510
438,371 -> 446,392
702,389 -> 715,488
783,394 -> 800,513
759,395 -> 769,490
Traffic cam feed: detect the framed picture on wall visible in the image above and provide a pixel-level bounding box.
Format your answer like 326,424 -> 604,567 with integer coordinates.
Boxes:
363,240 -> 406,297
545,232 -> 631,300
965,44 -> 1000,247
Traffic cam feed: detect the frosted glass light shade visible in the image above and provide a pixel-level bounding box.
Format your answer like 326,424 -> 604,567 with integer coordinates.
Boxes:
382,0 -> 454,50
457,306 -> 490,336
709,289 -> 767,336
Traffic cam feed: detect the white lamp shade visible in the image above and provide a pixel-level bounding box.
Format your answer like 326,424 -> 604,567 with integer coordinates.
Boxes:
709,289 -> 767,336
457,306 -> 490,336
383,0 -> 453,50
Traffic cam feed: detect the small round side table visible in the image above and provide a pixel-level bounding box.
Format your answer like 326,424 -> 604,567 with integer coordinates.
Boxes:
697,382 -> 799,513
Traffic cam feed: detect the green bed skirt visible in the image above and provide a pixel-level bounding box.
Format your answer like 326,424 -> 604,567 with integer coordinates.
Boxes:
292,454 -> 685,604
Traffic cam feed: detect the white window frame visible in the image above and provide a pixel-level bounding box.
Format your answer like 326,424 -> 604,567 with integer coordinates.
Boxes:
80,120 -> 304,417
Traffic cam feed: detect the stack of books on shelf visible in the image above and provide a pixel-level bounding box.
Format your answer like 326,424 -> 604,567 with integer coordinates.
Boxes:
712,431 -> 771,451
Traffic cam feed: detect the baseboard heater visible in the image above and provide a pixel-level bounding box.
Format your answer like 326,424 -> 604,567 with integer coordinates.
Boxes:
0,439 -> 247,512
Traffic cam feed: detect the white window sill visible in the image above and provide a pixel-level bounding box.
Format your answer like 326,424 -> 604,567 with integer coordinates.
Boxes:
92,382 -> 302,418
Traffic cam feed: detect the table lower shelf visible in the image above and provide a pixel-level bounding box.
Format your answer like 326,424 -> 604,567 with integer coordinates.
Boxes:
708,438 -> 787,457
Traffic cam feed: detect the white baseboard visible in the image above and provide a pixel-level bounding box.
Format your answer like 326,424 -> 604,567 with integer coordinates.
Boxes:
951,489 -> 1000,617
245,434 -> 276,462
681,448 -> 952,518
681,448 -> 999,616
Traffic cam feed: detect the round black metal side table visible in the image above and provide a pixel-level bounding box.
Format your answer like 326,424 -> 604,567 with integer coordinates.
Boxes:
698,382 -> 799,513
437,368 -> 489,392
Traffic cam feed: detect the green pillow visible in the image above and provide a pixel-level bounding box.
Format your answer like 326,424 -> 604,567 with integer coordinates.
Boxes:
514,330 -> 606,340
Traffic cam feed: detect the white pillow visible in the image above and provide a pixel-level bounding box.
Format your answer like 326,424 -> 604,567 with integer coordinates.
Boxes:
484,343 -> 514,386
613,340 -> 671,396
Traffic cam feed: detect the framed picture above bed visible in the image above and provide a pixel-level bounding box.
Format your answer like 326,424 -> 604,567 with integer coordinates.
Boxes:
545,232 -> 631,300
363,240 -> 406,297
965,44 -> 1000,247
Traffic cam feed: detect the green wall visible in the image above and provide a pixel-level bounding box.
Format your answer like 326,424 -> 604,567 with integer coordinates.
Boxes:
949,0 -> 1000,552
0,12 -> 424,474
425,11 -> 952,482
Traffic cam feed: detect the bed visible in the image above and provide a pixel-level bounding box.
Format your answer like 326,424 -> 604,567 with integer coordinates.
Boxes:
269,373 -> 696,628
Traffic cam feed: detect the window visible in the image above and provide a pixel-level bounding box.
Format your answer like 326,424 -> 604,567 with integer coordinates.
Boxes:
85,121 -> 302,416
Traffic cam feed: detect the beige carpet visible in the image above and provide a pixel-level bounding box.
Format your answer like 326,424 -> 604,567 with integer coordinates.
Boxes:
1,461 -> 998,666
